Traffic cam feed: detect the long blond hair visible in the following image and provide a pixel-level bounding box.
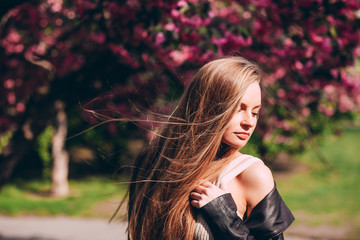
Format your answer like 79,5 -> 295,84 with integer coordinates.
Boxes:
128,56 -> 262,240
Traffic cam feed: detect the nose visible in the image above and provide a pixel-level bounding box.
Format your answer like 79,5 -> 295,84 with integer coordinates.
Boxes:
240,112 -> 256,128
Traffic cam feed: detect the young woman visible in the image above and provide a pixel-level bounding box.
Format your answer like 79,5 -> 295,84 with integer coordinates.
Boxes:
127,56 -> 294,239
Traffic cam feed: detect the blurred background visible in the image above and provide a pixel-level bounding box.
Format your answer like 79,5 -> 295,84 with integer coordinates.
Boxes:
0,0 -> 359,239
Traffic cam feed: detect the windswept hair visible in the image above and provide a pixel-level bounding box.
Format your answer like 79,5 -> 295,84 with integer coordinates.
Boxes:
128,56 -> 262,240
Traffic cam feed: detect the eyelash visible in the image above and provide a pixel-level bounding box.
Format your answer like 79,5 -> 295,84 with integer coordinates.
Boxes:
238,109 -> 260,118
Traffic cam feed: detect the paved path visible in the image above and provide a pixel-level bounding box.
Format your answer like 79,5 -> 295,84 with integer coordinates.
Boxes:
0,215 -> 352,240
0,215 -> 301,240
0,216 -> 127,240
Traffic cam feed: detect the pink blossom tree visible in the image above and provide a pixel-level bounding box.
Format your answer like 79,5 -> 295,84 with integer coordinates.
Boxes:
0,0 -> 359,190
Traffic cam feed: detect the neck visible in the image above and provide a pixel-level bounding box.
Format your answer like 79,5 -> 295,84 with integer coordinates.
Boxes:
218,144 -> 241,159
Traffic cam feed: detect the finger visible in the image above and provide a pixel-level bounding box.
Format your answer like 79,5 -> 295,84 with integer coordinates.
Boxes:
193,185 -> 207,194
190,192 -> 202,200
190,199 -> 201,208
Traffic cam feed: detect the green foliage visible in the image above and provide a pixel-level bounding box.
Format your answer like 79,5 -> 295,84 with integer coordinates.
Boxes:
0,130 -> 13,154
1,0 -> 359,182
36,126 -> 54,180
276,126 -> 360,225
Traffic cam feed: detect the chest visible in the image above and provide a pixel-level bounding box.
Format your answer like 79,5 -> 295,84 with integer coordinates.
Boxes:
225,177 -> 247,218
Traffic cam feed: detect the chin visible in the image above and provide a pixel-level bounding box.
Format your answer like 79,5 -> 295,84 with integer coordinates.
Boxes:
236,141 -> 248,150
221,139 -> 248,151
230,143 -> 247,151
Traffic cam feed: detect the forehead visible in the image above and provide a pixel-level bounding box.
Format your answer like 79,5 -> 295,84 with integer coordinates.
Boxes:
241,82 -> 261,104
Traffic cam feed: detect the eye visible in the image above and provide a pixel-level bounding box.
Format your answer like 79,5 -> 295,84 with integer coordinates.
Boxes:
238,103 -> 246,112
252,112 -> 259,118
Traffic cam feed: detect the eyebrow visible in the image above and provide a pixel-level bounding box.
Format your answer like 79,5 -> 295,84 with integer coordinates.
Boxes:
240,103 -> 262,109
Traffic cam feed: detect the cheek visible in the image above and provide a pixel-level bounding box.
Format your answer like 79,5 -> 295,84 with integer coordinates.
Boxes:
227,115 -> 241,128
221,129 -> 232,143
252,120 -> 259,130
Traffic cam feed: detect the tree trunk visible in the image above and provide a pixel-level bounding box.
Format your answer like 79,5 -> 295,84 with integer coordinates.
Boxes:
51,100 -> 69,197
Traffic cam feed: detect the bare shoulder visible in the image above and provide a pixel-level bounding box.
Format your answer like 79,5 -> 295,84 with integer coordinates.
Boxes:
238,160 -> 274,188
237,160 -> 274,209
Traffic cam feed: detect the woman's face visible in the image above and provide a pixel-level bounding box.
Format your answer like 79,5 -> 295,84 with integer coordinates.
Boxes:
221,81 -> 261,150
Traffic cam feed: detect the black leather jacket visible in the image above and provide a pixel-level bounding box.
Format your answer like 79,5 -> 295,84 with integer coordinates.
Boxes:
199,185 -> 294,240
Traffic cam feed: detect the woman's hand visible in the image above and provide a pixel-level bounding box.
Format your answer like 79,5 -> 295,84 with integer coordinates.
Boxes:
190,181 -> 227,208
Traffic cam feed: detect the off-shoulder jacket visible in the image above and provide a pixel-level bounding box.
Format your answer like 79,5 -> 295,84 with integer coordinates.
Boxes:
196,184 -> 294,240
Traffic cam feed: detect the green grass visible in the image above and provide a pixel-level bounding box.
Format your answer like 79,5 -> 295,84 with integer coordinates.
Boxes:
1,126 -> 360,230
276,127 -> 360,230
0,177 -> 127,217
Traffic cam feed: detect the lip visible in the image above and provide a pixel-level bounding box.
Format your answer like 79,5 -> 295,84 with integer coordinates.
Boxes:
235,132 -> 250,139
